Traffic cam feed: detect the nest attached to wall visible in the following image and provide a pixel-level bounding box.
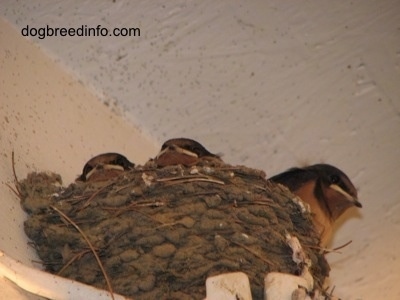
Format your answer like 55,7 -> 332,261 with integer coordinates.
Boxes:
19,160 -> 330,299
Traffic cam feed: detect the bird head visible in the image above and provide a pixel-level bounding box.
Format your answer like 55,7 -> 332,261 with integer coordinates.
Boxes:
309,164 -> 362,221
76,153 -> 134,182
155,138 -> 220,167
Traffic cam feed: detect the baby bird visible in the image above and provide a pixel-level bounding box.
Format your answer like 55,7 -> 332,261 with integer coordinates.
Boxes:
269,164 -> 362,247
154,138 -> 222,167
76,153 -> 134,182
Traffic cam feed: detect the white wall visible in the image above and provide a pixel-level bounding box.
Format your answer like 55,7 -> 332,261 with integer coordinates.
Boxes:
1,1 -> 400,299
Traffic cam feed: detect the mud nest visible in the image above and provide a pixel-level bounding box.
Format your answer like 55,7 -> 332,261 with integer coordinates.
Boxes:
19,160 -> 330,299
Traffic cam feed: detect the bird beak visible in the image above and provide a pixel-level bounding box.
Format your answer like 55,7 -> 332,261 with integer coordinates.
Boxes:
102,164 -> 125,171
84,164 -> 125,181
330,184 -> 362,208
155,147 -> 168,160
156,145 -> 198,159
174,146 -> 198,158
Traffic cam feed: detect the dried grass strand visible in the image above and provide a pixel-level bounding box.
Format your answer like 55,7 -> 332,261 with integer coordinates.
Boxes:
50,205 -> 115,300
157,176 -> 225,186
6,151 -> 22,198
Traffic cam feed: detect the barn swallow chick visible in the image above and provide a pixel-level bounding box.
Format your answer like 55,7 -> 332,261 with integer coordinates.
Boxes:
76,153 -> 134,182
154,138 -> 222,167
269,164 -> 362,247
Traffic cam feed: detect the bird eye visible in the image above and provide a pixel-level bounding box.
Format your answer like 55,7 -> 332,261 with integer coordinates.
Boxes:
330,175 -> 340,184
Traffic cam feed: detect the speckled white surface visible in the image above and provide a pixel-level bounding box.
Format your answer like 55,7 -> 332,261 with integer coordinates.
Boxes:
1,1 -> 400,299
